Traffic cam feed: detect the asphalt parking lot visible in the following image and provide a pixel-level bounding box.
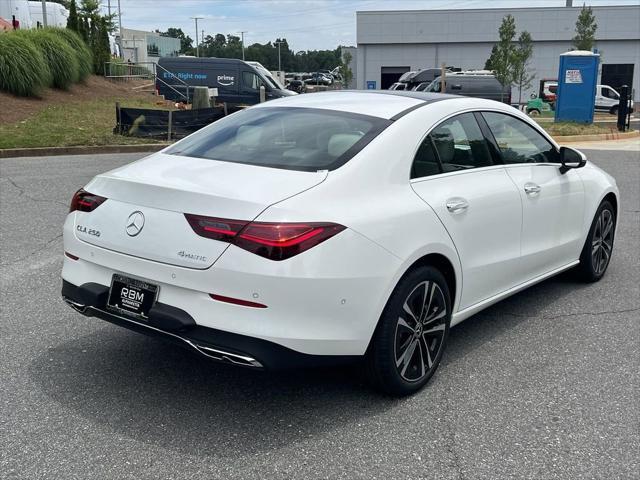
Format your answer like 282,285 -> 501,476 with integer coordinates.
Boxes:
1,148 -> 638,479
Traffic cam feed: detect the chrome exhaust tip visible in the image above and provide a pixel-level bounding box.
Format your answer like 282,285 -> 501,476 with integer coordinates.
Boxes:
194,344 -> 263,368
63,297 -> 88,314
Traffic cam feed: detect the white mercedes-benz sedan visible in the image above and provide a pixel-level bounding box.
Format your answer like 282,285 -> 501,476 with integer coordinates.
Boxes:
62,91 -> 619,395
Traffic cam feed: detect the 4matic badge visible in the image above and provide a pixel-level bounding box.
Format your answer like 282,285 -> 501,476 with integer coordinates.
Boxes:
178,250 -> 208,262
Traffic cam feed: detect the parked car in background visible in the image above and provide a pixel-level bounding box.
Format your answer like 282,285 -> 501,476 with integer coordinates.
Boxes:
287,79 -> 305,93
406,68 -> 449,90
412,82 -> 430,92
389,82 -> 408,91
424,73 -> 511,103
304,72 -> 332,85
596,84 -> 634,114
156,57 -> 295,105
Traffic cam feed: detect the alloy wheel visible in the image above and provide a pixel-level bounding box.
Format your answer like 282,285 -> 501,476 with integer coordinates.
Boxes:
591,208 -> 614,275
394,280 -> 448,382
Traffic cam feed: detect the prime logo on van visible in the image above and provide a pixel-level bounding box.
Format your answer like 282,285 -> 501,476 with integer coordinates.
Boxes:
217,74 -> 235,86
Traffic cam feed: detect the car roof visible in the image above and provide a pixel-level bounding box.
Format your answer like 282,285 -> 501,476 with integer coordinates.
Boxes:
253,90 -> 461,120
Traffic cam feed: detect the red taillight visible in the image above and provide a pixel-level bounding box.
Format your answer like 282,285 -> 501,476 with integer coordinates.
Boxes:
69,189 -> 107,213
184,214 -> 345,261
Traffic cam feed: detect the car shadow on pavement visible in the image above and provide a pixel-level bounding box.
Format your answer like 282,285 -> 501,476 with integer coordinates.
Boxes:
28,269 -> 590,458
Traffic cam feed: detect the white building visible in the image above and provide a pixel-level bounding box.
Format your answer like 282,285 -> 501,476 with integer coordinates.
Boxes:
354,3 -> 640,100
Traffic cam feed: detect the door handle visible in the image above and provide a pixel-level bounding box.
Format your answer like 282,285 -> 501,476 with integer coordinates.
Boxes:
524,183 -> 541,195
446,198 -> 469,214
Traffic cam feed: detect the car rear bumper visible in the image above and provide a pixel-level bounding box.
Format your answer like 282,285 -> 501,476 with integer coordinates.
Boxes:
63,213 -> 402,357
62,280 -> 359,370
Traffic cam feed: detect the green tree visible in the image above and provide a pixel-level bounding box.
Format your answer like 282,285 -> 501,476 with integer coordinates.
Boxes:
484,45 -> 498,71
66,0 -> 79,32
513,31 -> 535,106
573,4 -> 597,51
91,17 -> 110,74
492,14 -> 517,101
339,50 -> 353,87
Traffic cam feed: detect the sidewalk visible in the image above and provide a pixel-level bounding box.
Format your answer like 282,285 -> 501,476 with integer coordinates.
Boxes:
558,136 -> 640,151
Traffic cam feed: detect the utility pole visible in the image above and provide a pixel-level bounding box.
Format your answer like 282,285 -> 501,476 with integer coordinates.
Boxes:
239,31 -> 247,60
191,17 -> 203,57
275,40 -> 283,71
107,0 -> 111,18
117,0 -> 123,58
201,29 -> 204,46
40,0 -> 47,27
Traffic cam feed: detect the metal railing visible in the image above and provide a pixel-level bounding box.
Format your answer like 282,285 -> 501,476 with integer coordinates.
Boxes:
104,61 -> 190,103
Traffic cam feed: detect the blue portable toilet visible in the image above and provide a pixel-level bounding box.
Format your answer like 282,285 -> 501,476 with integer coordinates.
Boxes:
555,50 -> 600,123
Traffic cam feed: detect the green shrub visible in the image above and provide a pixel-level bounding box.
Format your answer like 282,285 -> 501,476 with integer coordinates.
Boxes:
15,29 -> 79,89
0,33 -> 50,96
51,27 -> 93,82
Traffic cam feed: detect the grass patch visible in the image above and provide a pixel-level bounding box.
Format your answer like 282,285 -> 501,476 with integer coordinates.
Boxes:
0,97 -> 168,149
538,121 -> 612,137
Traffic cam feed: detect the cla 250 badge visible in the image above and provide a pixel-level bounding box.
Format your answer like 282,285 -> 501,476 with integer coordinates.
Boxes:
77,225 -> 101,237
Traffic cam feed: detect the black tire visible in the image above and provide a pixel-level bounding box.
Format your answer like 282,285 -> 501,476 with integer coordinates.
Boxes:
576,200 -> 616,282
365,266 -> 451,396
610,106 -> 618,116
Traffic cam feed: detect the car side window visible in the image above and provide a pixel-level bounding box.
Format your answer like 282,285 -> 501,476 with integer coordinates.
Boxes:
430,113 -> 493,172
411,137 -> 440,179
482,112 -> 559,164
242,71 -> 260,90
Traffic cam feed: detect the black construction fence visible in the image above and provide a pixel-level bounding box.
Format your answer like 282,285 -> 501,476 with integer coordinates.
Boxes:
114,104 -> 245,140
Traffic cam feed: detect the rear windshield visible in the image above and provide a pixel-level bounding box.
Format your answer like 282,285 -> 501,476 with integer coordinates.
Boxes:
166,107 -> 391,171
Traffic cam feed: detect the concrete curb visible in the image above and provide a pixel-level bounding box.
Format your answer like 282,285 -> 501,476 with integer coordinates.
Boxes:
0,143 -> 170,159
1,130 -> 637,159
552,130 -> 639,143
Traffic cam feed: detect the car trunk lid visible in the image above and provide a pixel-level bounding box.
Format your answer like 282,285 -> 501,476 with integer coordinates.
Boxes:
74,152 -> 327,269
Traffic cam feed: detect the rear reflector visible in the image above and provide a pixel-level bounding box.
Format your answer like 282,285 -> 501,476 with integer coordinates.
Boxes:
69,189 -> 107,213
210,294 -> 267,309
185,214 -> 345,261
64,252 -> 79,260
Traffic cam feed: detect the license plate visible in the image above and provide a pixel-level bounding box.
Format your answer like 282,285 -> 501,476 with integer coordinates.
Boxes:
106,274 -> 158,320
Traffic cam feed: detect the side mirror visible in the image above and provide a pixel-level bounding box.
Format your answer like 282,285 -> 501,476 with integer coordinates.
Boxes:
559,146 -> 587,174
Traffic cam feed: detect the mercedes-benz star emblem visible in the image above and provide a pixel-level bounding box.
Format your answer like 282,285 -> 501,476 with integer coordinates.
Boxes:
125,211 -> 145,237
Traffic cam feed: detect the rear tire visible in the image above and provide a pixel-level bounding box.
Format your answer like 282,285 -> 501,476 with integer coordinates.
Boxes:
576,200 -> 616,282
365,266 -> 451,396
528,108 -> 540,117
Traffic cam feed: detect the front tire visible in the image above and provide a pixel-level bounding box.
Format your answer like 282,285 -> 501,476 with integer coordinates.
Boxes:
576,200 -> 616,282
365,266 -> 451,396
610,106 -> 618,116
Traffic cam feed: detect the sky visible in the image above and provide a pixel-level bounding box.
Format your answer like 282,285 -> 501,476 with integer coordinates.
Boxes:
107,0 -> 640,51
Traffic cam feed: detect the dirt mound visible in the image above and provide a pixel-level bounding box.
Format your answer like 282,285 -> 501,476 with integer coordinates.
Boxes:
0,76 -> 155,124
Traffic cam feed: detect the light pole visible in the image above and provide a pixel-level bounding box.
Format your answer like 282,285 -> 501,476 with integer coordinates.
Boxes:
275,40 -> 283,71
239,31 -> 247,61
117,0 -> 123,58
191,17 -> 203,57
40,0 -> 47,27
